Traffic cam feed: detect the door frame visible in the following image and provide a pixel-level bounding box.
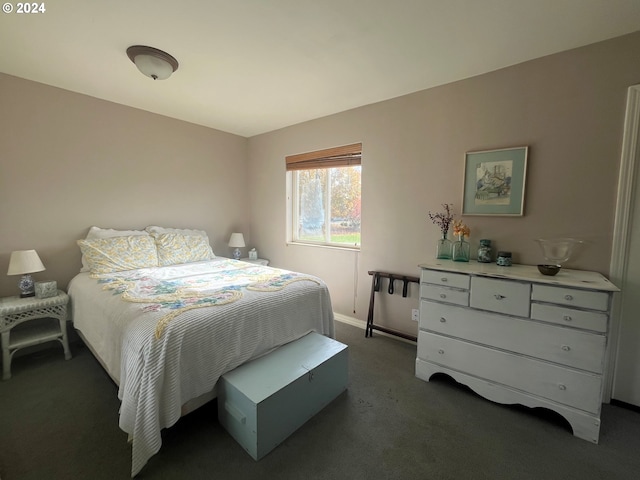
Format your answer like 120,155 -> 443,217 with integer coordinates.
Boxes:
607,84 -> 640,401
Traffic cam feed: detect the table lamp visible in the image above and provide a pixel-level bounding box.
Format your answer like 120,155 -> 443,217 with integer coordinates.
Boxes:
228,233 -> 246,260
7,249 -> 46,297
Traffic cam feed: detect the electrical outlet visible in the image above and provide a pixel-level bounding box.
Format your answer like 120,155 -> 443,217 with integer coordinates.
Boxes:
411,309 -> 419,322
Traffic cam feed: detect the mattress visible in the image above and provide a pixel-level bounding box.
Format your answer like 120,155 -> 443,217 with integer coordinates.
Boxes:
68,258 -> 334,476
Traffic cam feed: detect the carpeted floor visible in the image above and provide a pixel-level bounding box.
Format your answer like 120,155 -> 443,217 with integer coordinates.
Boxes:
1,320 -> 639,480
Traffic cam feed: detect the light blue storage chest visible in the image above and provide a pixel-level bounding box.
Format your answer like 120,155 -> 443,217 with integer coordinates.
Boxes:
217,332 -> 349,460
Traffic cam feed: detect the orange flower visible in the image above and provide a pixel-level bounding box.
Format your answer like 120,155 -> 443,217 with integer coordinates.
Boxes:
452,220 -> 470,238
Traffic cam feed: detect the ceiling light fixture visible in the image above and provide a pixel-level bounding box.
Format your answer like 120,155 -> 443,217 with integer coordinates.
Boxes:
126,45 -> 179,80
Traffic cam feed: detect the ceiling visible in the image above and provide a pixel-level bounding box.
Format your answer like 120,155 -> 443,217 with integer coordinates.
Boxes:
2,1 -> 640,138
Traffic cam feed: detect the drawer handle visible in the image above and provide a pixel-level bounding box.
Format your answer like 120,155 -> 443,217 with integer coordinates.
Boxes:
441,277 -> 448,282
563,315 -> 572,322
558,384 -> 567,391
438,349 -> 444,355
440,294 -> 447,299
494,294 -> 506,300
564,294 -> 574,301
561,345 -> 571,352
439,317 -> 446,323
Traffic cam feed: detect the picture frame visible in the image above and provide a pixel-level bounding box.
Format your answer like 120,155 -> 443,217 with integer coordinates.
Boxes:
462,146 -> 528,216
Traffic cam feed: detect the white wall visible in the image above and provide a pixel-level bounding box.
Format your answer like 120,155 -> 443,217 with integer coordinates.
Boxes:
0,73 -> 249,296
248,31 -> 640,337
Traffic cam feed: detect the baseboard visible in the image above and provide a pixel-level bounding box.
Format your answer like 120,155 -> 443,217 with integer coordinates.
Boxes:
610,398 -> 640,413
333,312 -> 367,329
333,312 -> 417,345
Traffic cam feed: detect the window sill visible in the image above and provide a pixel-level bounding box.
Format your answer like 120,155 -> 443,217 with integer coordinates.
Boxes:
287,241 -> 360,252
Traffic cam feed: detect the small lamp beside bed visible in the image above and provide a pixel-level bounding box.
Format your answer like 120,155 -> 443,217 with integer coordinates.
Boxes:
228,233 -> 246,260
7,249 -> 46,297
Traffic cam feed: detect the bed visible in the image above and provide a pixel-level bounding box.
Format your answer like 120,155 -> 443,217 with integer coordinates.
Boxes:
67,226 -> 334,477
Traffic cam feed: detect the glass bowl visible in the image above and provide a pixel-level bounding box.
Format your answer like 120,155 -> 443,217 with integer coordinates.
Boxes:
535,238 -> 583,267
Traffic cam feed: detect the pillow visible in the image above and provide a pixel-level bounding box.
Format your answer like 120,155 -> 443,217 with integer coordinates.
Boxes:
146,225 -> 216,260
153,233 -> 216,266
86,226 -> 150,239
145,225 -> 209,238
77,235 -> 159,274
80,226 -> 150,272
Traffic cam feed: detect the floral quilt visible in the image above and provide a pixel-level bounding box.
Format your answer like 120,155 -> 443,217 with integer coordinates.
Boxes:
91,258 -> 319,339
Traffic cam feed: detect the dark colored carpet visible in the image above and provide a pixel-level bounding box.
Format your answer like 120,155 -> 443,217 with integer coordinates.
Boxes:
1,321 -> 639,480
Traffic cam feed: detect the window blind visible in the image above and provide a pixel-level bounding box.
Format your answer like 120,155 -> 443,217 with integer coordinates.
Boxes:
285,143 -> 362,171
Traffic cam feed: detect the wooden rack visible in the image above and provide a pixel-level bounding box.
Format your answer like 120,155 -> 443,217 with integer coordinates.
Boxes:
365,270 -> 419,342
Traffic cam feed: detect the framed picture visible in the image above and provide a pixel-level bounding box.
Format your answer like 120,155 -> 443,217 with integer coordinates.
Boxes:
462,146 -> 528,216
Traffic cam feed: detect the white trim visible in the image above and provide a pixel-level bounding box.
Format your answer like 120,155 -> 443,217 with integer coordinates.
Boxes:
334,312 -> 367,329
333,312 -> 417,345
286,241 -> 360,251
607,84 -> 640,402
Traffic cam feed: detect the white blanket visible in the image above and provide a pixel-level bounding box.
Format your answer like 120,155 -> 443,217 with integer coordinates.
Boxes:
68,259 -> 334,477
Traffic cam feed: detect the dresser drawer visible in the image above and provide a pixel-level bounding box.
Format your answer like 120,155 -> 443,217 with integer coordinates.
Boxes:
531,285 -> 609,312
531,303 -> 608,333
420,269 -> 470,289
420,286 -> 469,306
470,277 -> 530,317
420,302 -> 606,373
417,331 -> 603,413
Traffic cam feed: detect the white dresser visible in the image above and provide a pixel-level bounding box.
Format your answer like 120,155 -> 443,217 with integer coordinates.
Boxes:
416,260 -> 619,443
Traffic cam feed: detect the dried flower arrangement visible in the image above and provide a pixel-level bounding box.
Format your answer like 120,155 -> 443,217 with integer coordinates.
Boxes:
452,219 -> 470,239
428,204 -> 454,235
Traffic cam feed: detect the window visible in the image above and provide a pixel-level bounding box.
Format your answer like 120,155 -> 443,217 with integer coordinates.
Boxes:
286,143 -> 362,249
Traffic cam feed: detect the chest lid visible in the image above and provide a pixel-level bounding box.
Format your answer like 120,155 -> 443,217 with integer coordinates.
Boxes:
221,332 -> 348,403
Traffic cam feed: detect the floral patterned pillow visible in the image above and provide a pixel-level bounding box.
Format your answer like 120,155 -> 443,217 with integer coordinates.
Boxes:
77,235 -> 159,274
80,226 -> 151,272
153,233 -> 215,266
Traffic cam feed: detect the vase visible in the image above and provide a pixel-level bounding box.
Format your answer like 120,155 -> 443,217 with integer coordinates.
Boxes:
436,233 -> 452,259
452,235 -> 470,262
477,239 -> 493,263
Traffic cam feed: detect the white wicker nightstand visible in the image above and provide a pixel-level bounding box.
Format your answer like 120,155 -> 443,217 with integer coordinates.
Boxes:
0,290 -> 71,380
240,258 -> 270,266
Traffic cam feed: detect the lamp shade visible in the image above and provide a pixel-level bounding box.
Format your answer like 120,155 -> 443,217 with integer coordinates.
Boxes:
228,233 -> 246,248
7,250 -> 46,275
